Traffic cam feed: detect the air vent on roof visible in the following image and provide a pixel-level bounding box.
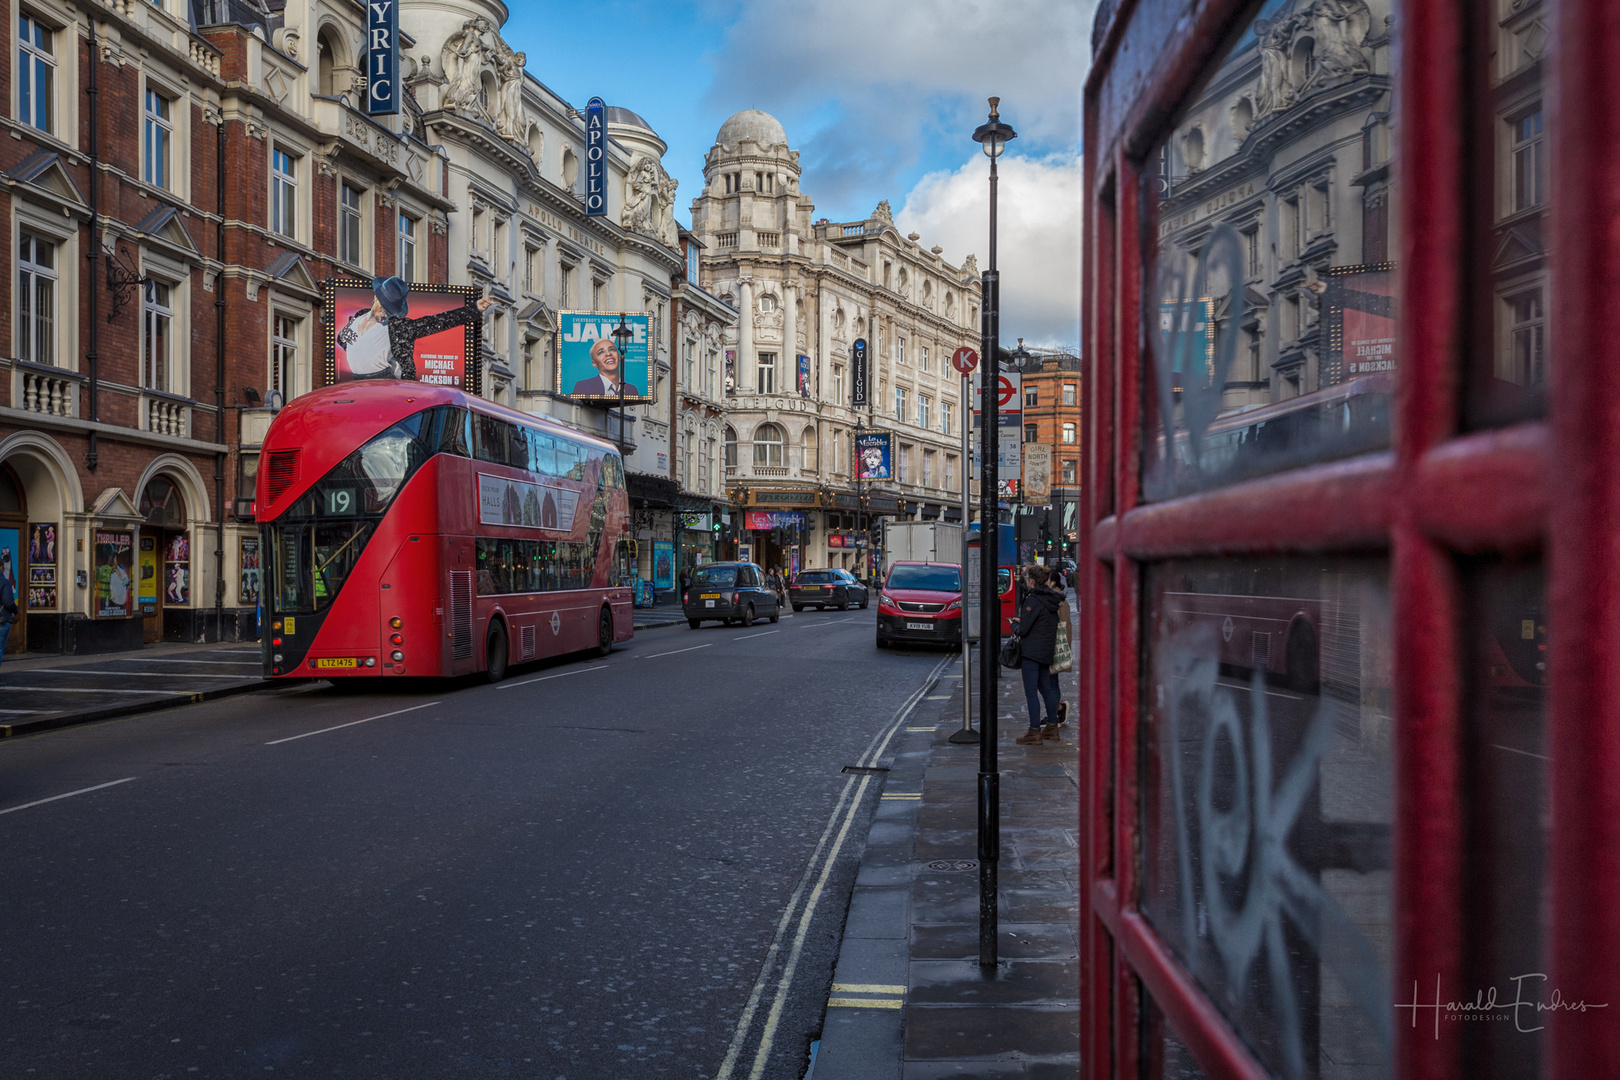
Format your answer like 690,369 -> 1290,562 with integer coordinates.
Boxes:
264,449 -> 302,504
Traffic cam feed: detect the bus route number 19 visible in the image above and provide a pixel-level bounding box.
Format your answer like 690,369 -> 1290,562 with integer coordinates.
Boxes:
325,488 -> 358,516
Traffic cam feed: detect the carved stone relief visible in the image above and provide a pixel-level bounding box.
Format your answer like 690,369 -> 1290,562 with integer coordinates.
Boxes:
440,17 -> 532,147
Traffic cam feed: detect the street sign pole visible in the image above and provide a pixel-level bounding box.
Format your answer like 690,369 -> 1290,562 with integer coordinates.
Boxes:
950,348 -> 980,746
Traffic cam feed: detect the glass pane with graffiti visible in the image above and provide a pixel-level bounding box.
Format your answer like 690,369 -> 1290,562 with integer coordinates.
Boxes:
1141,558 -> 1393,1079
1143,0 -> 1398,501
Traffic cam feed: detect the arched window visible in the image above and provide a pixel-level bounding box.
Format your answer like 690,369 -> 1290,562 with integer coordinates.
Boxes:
759,293 -> 778,313
724,425 -> 738,468
139,476 -> 186,528
1062,421 -> 1077,444
753,423 -> 784,467
317,33 -> 337,96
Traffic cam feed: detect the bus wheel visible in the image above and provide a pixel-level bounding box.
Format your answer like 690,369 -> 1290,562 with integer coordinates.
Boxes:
485,623 -> 509,684
596,607 -> 614,657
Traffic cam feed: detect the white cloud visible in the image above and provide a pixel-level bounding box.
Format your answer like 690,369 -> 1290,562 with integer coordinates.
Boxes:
897,151 -> 1083,349
702,0 -> 1097,207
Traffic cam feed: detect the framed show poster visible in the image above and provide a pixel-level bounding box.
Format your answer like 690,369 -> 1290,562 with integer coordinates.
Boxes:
27,522 -> 55,608
322,278 -> 483,393
165,533 -> 190,605
137,537 -> 159,615
239,537 -> 261,606
94,530 -> 135,618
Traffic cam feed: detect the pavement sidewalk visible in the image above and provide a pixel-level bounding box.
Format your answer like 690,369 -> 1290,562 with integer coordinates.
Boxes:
813,650 -> 1081,1080
0,640 -> 268,739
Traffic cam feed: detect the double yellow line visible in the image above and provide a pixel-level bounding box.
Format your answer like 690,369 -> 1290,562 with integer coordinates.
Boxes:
827,982 -> 905,1010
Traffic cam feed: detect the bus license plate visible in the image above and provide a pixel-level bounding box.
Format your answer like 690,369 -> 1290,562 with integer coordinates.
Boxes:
906,622 -> 933,631
315,658 -> 358,669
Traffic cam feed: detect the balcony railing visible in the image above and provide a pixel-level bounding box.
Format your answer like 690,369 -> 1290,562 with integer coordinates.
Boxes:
141,391 -> 192,438
10,360 -> 83,418
716,232 -> 738,250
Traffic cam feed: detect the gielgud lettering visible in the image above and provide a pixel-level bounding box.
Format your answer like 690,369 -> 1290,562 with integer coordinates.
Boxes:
1158,181 -> 1259,237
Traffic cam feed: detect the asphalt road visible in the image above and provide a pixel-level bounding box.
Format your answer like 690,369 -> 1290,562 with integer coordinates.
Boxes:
0,609 -> 953,1079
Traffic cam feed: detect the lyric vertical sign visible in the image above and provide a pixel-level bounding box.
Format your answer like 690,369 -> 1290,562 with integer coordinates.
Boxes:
585,97 -> 606,216
366,0 -> 398,115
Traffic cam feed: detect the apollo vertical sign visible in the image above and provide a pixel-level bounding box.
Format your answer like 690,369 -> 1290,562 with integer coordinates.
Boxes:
585,98 -> 606,216
365,1 -> 398,114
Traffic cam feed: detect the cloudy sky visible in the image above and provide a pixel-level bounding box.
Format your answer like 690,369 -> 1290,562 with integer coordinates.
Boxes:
504,0 -> 1096,349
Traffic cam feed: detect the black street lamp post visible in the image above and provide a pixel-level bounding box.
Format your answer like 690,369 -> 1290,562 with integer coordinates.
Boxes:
612,314 -> 635,455
971,95 -> 1015,969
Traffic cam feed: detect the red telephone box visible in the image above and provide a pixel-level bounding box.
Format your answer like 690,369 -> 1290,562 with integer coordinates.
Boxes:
1081,0 -> 1618,1077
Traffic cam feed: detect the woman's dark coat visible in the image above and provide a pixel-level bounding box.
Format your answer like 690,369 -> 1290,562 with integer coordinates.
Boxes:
1015,585 -> 1065,665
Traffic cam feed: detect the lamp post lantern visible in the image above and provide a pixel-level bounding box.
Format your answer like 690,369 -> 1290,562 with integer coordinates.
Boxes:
971,96 -> 1015,969
612,314 -> 635,455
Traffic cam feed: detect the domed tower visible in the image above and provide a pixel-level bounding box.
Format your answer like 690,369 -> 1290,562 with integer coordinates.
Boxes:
691,110 -> 812,258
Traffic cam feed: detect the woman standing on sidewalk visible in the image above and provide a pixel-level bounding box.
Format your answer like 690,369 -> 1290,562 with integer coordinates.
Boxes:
1012,565 -> 1069,745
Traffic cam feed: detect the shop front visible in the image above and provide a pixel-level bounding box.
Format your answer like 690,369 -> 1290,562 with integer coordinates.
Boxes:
1081,0 -> 1612,1077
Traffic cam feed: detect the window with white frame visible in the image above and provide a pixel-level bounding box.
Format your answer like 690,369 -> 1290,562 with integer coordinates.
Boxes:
753,423 -> 783,467
920,344 -> 929,372
143,280 -> 173,392
702,435 -> 713,492
917,395 -> 930,430
1026,388 -> 1038,408
724,425 -> 737,468
941,401 -> 953,434
686,243 -> 699,281
340,182 -> 364,267
684,433 -> 695,488
898,443 -> 910,483
524,245 -> 539,294
1062,421 -> 1077,444
683,338 -> 695,390
592,279 -> 604,311
895,385 -> 907,423
1511,107 -> 1546,214
897,336 -> 906,365
17,231 -> 55,365
271,148 -> 297,239
757,351 -> 776,394
560,263 -> 574,307
1064,382 -> 1077,406
1062,459 -> 1077,484
945,455 -> 956,491
833,364 -> 845,404
398,212 -> 418,281
1025,423 -> 1038,443
18,14 -> 54,135
144,89 -> 173,190
271,314 -> 299,399
923,449 -> 935,487
1506,288 -> 1546,386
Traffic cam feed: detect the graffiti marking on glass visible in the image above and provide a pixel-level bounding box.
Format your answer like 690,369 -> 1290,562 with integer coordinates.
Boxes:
1162,620 -> 1391,1078
1154,223 -> 1244,474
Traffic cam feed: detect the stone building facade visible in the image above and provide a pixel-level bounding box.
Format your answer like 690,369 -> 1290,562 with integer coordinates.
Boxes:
688,110 -> 980,577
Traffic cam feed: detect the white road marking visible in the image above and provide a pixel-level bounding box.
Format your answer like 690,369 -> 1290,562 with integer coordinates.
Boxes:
265,701 -> 440,745
114,659 -> 262,666
718,653 -> 952,1080
734,630 -> 781,640
0,777 -> 137,817
23,670 -> 252,680
0,686 -> 176,695
0,708 -> 46,714
640,644 -> 712,660
497,664 -> 609,690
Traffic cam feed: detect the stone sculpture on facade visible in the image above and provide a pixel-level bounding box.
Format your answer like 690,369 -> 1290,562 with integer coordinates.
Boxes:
440,18 -> 492,115
873,199 -> 894,225
438,17 -> 532,147
1254,0 -> 1373,118
621,155 -> 680,250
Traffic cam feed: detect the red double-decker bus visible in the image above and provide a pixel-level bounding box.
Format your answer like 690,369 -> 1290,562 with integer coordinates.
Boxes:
255,381 -> 634,682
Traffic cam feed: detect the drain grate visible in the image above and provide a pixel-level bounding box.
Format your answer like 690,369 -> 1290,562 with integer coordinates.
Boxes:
841,765 -> 890,775
926,860 -> 978,872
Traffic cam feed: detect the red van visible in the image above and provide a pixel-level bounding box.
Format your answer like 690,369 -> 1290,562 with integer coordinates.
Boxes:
876,561 -> 963,649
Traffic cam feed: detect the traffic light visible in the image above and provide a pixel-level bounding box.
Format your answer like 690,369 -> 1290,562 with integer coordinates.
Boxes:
712,518 -> 723,535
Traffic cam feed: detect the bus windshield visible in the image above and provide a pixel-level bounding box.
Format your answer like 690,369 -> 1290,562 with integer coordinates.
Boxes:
268,406 -> 464,615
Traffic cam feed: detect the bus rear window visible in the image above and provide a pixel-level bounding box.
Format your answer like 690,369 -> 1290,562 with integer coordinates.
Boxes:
695,566 -> 737,587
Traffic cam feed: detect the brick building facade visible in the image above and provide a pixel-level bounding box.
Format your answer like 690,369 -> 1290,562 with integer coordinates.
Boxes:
0,0 -> 451,655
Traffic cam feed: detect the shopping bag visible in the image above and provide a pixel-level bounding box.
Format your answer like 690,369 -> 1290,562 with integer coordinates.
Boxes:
1050,624 -> 1074,673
